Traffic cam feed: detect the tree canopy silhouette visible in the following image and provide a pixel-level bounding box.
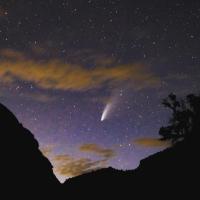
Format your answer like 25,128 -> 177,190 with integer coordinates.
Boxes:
159,93 -> 200,144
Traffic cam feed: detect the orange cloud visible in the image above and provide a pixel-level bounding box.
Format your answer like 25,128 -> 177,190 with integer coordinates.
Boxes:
0,49 -> 25,60
134,138 -> 171,148
53,154 -> 104,179
40,143 -> 115,182
40,144 -> 56,157
94,56 -> 116,66
54,144 -> 115,179
79,143 -> 115,159
0,49 -> 160,91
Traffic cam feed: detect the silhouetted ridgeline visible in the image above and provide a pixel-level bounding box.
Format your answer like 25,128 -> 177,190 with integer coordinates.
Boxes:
0,103 -> 61,198
63,139 -> 198,198
63,93 -> 199,198
0,102 -> 198,199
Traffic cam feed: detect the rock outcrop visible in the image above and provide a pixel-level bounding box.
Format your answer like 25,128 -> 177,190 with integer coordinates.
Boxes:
0,103 -> 61,198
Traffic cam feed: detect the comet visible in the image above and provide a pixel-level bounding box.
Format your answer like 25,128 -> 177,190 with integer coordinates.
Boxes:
101,102 -> 113,121
100,88 -> 123,121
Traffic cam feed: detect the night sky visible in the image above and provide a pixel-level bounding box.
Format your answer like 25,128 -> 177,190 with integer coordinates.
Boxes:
0,0 -> 200,182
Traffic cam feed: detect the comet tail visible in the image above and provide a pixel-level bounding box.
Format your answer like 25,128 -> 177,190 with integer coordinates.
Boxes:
101,103 -> 112,121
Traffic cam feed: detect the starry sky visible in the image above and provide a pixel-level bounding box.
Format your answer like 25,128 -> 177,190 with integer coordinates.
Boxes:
0,0 -> 200,182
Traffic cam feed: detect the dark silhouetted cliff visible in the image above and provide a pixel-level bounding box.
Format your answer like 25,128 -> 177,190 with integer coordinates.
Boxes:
63,138 -> 198,198
0,103 -> 61,198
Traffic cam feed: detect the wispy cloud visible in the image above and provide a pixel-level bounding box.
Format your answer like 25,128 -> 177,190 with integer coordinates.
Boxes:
0,49 -> 160,91
40,143 -> 115,182
53,154 -> 105,178
0,49 -> 25,60
40,144 -> 56,157
79,143 -> 115,159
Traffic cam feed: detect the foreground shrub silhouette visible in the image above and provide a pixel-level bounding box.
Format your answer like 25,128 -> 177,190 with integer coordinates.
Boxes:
159,93 -> 200,143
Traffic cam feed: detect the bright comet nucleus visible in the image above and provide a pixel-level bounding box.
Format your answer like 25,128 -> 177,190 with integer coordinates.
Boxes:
101,102 -> 112,121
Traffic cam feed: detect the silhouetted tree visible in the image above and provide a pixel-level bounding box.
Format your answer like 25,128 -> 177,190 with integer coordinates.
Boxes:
159,93 -> 200,144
